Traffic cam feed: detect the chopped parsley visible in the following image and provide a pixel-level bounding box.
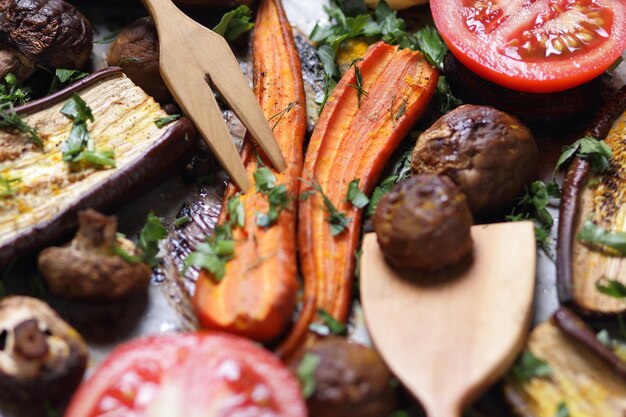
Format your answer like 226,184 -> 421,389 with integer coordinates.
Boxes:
577,219 -> 626,256
555,135 -> 612,174
49,69 -> 89,93
507,180 -> 561,255
309,308 -> 347,336
414,25 -> 447,71
0,73 -> 30,106
367,150 -> 412,217
113,213 -> 168,267
297,353 -> 321,399
60,94 -> 115,168
596,278 -> 626,298
301,176 -> 351,236
254,167 -> 290,228
0,175 -> 20,199
213,5 -> 255,42
174,216 -> 191,228
184,194 -> 244,280
0,103 -> 42,146
346,179 -> 369,209
511,351 -> 552,383
555,402 -> 570,417
155,114 -> 181,128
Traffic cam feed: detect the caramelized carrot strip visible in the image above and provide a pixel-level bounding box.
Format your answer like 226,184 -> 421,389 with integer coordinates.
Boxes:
192,0 -> 306,342
277,42 -> 438,358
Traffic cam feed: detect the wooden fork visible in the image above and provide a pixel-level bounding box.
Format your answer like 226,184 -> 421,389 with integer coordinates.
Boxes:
141,0 -> 287,191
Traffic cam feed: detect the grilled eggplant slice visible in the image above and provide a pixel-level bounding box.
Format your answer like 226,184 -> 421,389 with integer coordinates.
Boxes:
557,87 -> 626,315
0,67 -> 196,270
505,308 -> 626,416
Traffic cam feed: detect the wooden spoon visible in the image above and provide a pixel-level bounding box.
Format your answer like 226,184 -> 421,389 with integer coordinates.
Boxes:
360,221 -> 536,417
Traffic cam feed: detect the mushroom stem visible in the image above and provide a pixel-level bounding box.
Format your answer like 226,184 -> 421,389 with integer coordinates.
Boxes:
13,319 -> 49,360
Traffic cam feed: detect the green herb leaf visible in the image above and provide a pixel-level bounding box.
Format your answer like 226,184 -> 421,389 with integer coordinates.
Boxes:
346,179 -> 369,209
555,136 -> 612,174
0,175 -> 20,199
348,58 -> 369,108
555,402 -> 569,417
49,69 -> 89,93
317,44 -> 340,80
227,194 -> 246,229
318,308 -> 347,335
112,244 -> 143,264
174,216 -> 191,228
577,219 -> 626,256
317,75 -> 337,116
436,76 -> 462,114
254,166 -> 277,193
596,278 -> 626,298
297,353 -> 321,399
511,351 -> 552,383
0,73 -> 30,106
137,213 -> 168,267
60,93 -> 94,123
0,103 -> 42,146
414,25 -> 448,71
367,150 -> 412,217
155,114 -> 181,128
300,176 -> 351,236
213,5 -> 255,42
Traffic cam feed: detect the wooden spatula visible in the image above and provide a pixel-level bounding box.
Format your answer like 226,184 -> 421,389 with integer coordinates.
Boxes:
360,221 -> 536,417
141,0 -> 287,191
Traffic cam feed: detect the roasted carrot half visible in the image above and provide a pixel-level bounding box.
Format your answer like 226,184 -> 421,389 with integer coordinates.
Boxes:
277,42 -> 438,358
192,0 -> 306,342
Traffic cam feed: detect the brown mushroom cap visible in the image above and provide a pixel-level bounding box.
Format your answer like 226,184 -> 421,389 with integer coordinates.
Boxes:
0,0 -> 92,73
373,174 -> 474,272
290,337 -> 398,417
0,296 -> 87,404
38,209 -> 152,302
411,105 -> 538,215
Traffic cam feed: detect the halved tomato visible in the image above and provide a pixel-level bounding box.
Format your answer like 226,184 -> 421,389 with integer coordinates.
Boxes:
64,332 -> 307,417
431,0 -> 626,93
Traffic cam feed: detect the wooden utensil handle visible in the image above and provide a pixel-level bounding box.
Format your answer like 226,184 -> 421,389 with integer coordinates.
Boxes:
140,0 -> 179,26
425,402 -> 461,417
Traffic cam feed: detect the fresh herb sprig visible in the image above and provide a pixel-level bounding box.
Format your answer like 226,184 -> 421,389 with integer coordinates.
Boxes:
49,69 -> 89,94
507,180 -> 561,254
511,351 -> 552,383
60,94 -> 115,168
0,103 -> 42,146
346,178 -> 369,208
596,278 -> 626,298
213,5 -> 255,42
297,353 -> 321,399
309,308 -> 347,336
436,76 -> 463,114
367,150 -> 412,217
555,135 -> 612,174
254,167 -> 291,228
390,94 -> 409,126
348,59 -> 368,108
268,102 -> 296,131
0,74 -> 30,106
155,114 -> 181,128
301,176 -> 351,236
577,219 -> 626,256
113,213 -> 168,267
0,176 -> 20,199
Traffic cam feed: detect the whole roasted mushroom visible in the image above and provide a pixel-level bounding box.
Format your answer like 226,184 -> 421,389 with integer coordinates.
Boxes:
0,0 -> 93,80
290,337 -> 398,417
0,296 -> 87,404
107,18 -> 171,103
38,209 -> 152,302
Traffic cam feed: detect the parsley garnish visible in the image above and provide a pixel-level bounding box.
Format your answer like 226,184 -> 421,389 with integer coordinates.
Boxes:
555,402 -> 569,417
348,59 -> 368,108
555,135 -> 612,174
174,216 -> 191,228
577,220 -> 626,256
60,94 -> 115,168
301,176 -> 351,236
316,75 -> 337,115
511,351 -> 552,383
114,213 -> 168,267
268,102 -> 296,131
49,69 -> 89,94
184,194 -> 244,280
0,175 -> 20,199
414,25 -> 447,71
596,278 -> 626,298
0,74 -> 30,106
297,353 -> 321,399
507,180 -> 561,255
309,308 -> 347,336
254,167 -> 290,228
346,179 -> 369,209
213,5 -> 255,41
0,103 -> 42,146
367,150 -> 412,217
155,114 -> 181,128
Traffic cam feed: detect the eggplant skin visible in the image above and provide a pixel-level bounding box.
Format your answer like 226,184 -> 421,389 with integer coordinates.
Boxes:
0,68 -> 197,270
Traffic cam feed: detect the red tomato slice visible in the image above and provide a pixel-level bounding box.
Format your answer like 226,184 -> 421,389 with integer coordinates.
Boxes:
64,332 -> 307,417
431,0 -> 626,92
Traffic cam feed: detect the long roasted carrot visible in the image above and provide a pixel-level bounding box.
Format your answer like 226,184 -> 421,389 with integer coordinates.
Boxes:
277,42 -> 438,358
192,0 -> 306,342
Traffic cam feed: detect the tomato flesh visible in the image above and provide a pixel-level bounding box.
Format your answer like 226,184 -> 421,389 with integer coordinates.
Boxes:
64,333 -> 307,417
432,0 -> 626,92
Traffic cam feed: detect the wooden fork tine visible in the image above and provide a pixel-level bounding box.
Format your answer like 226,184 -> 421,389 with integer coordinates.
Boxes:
160,66 -> 252,191
203,36 -> 287,173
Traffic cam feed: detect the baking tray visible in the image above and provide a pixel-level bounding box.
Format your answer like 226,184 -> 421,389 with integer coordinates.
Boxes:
1,1 -> 625,416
